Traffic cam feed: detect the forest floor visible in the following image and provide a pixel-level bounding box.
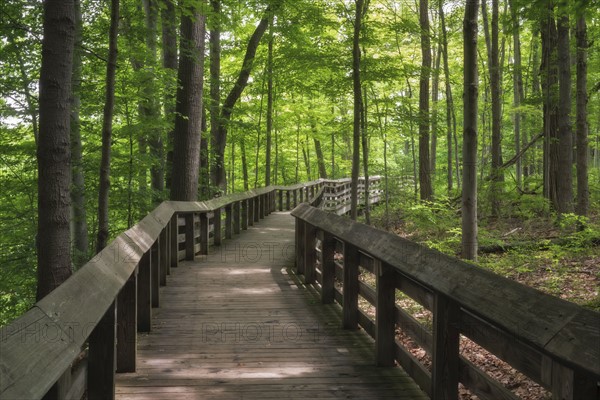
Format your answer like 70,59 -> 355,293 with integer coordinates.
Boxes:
367,200 -> 600,400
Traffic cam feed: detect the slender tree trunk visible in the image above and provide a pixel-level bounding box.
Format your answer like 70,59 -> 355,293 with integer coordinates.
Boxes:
295,120 -> 300,182
302,147 -> 311,181
314,138 -> 328,179
37,0 -> 76,299
265,17 -> 274,186
555,8 -> 573,214
575,13 -> 589,217
351,0 -> 365,220
70,0 -> 88,267
241,138 -> 249,191
142,0 -> 164,205
212,1 -> 281,191
540,3 -> 559,205
170,8 -> 205,201
361,84 -> 370,225
200,106 -> 209,198
430,42 -> 441,179
509,0 -> 524,190
462,0 -> 479,261
439,0 -> 456,194
161,0 -> 177,189
418,0 -> 433,201
96,0 -> 119,253
209,0 -> 221,195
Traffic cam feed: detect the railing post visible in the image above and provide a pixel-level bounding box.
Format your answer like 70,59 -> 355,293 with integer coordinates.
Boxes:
432,293 -> 460,400
253,196 -> 260,222
300,187 -> 304,203
88,301 -> 116,400
242,199 -> 249,230
233,201 -> 241,234
303,222 -> 317,284
137,252 -> 152,332
321,232 -> 336,304
151,240 -> 160,308
225,204 -> 233,239
293,189 -> 298,208
375,260 -> 396,367
199,212 -> 209,255
213,208 -> 222,246
184,213 -> 195,260
548,362 -> 598,400
342,242 -> 359,329
286,191 -> 291,211
117,270 -> 137,372
159,227 -> 168,285
278,190 -> 283,211
248,198 -> 255,226
295,218 -> 305,276
170,214 -> 179,268
259,195 -> 265,219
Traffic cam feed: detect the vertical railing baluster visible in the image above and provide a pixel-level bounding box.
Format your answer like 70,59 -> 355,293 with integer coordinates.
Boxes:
151,240 -> 159,308
88,301 -> 116,400
225,204 -> 233,239
159,227 -> 168,285
295,218 -> 305,276
303,222 -> 317,284
137,251 -> 152,332
233,201 -> 241,234
375,260 -> 396,367
169,214 -> 179,268
432,293 -> 460,400
184,213 -> 195,260
242,199 -> 249,230
213,208 -> 222,246
199,213 -> 209,255
117,271 -> 137,372
342,242 -> 359,329
320,232 -> 336,304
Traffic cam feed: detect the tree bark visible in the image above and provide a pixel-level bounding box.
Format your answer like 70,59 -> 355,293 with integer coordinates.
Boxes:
37,0 -> 76,299
265,17 -> 274,186
212,1 -> 282,191
576,13 -> 589,217
540,3 -> 559,207
418,0 -> 433,201
509,0 -> 525,191
96,0 -> 119,253
555,8 -> 573,214
430,42 -> 441,179
209,0 -> 221,194
161,0 -> 177,190
351,0 -> 365,220
314,138 -> 328,179
70,0 -> 88,268
462,0 -> 479,261
142,0 -> 164,205
439,0 -> 457,194
170,8 -> 205,201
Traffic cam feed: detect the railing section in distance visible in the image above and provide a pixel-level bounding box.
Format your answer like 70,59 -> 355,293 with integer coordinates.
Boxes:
0,177 -> 381,400
291,203 -> 600,400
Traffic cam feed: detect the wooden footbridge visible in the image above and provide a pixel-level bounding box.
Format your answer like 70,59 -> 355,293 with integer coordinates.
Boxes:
1,178 -> 599,400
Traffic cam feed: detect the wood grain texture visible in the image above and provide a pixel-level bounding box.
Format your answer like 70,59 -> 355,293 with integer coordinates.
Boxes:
116,212 -> 426,399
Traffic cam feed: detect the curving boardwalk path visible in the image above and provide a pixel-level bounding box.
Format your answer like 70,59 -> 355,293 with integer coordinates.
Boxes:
116,212 -> 427,399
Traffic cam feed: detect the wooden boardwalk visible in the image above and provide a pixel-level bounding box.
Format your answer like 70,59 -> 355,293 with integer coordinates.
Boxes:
116,212 -> 427,399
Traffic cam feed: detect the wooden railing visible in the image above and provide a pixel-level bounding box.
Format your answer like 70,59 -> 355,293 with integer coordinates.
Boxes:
0,177 -> 381,400
291,203 -> 600,400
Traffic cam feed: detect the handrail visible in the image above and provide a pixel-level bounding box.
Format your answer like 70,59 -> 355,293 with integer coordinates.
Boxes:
291,203 -> 600,400
0,177 -> 382,400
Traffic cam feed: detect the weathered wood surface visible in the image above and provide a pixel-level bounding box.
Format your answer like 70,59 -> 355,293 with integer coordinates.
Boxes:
116,212 -> 427,400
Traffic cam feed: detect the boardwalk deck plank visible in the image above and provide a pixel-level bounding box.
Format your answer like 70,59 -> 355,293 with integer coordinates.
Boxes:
116,212 -> 427,399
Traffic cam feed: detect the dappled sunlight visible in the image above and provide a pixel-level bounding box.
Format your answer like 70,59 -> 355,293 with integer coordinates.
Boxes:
226,268 -> 271,276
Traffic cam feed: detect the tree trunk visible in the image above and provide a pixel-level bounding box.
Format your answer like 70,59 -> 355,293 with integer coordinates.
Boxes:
161,0 -> 177,190
96,0 -> 119,253
555,8 -> 573,214
361,84 -> 370,225
483,0 -> 503,217
142,0 -> 164,205
351,0 -> 365,220
70,0 -> 88,268
439,0 -> 457,195
509,0 -> 524,190
314,138 -> 328,179
540,3 -> 559,206
575,13 -> 589,217
241,138 -> 249,191
212,1 -> 281,191
265,17 -> 274,186
170,8 -> 205,201
200,106 -> 209,198
430,42 -> 441,179
37,0 -> 76,299
209,0 -> 221,195
418,0 -> 433,201
462,0 -> 479,261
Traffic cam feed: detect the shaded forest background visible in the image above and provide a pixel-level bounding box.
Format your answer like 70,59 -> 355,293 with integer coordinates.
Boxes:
1,0 -> 599,325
